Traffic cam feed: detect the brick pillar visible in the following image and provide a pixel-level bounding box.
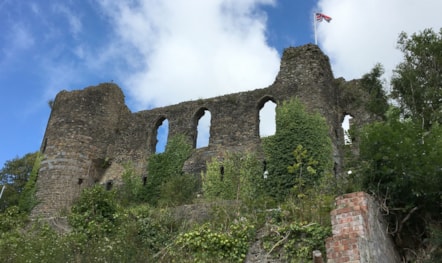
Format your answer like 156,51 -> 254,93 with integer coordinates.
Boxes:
326,192 -> 400,263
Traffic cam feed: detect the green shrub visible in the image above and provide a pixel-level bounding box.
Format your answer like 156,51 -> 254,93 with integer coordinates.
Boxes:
202,152 -> 265,205
145,135 -> 193,206
0,221 -> 71,263
68,185 -> 120,239
169,219 -> 255,262
262,98 -> 333,201
264,221 -> 331,262
0,205 -> 26,232
159,173 -> 199,207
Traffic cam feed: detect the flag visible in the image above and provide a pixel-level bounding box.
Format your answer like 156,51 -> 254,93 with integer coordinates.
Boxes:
316,13 -> 332,23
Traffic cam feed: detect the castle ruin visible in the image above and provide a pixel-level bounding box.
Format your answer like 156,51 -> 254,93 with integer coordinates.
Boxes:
32,44 -> 377,219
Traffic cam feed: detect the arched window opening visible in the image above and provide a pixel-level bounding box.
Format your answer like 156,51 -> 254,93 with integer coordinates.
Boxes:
155,118 -> 169,153
342,114 -> 353,145
259,100 -> 276,137
196,109 -> 211,148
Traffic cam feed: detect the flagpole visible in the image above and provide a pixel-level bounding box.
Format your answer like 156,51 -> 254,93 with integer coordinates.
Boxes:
313,12 -> 317,45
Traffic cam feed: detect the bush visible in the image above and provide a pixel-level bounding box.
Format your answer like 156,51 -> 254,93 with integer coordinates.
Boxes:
68,185 -> 120,239
264,221 -> 331,262
262,98 -> 333,201
202,152 -> 265,205
145,135 -> 193,206
169,219 -> 255,262
159,173 -> 199,207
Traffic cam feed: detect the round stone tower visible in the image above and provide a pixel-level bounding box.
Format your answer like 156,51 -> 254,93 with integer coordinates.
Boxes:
32,83 -> 129,218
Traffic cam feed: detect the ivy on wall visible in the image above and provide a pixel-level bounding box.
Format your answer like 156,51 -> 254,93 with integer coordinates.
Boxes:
262,98 -> 333,201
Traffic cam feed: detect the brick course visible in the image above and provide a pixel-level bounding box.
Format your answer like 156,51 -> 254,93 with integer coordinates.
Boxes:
326,192 -> 400,263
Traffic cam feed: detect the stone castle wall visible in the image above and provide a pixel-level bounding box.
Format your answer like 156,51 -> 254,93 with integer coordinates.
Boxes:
31,44 -> 377,219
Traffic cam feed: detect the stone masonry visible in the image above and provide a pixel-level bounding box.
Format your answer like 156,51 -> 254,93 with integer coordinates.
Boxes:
31,44 -> 378,219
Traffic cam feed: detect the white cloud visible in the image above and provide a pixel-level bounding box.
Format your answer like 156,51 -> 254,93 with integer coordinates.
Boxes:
316,0 -> 442,83
29,2 -> 40,15
53,3 -> 83,37
96,0 -> 280,109
10,24 -> 35,50
0,23 -> 34,70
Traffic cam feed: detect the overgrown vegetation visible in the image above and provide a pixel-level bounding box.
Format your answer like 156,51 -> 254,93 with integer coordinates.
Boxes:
1,27 -> 440,263
358,109 -> 442,260
118,134 -> 198,207
202,152 -> 265,205
0,151 -> 40,212
360,63 -> 389,119
169,220 -> 255,262
262,98 -> 333,201
144,134 -> 196,206
349,28 -> 442,261
0,99 -> 336,262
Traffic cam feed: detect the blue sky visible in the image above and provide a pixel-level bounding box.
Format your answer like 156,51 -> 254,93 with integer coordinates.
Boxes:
0,0 -> 441,167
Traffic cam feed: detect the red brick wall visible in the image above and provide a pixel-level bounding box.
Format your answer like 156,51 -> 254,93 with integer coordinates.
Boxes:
326,192 -> 400,263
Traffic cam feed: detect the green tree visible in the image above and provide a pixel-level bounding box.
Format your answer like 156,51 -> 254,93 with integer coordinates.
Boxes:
361,63 -> 389,118
359,108 -> 442,257
350,28 -> 442,261
391,28 -> 442,130
202,152 -> 263,203
0,152 -> 39,211
284,145 -> 336,224
287,145 -> 319,183
144,135 -> 194,206
262,98 -> 333,201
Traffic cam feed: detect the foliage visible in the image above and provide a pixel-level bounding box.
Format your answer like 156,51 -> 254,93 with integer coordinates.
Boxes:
342,28 -> 442,261
426,225 -> 442,262
285,173 -> 336,225
126,205 -> 178,252
262,98 -> 333,201
0,221 -> 72,263
0,151 -> 39,211
391,28 -> 442,130
18,152 -> 42,212
169,219 -> 255,263
360,63 -> 389,118
358,108 -> 442,258
0,147 -> 336,263
159,173 -> 199,206
66,202 -> 181,262
68,185 -> 120,239
202,152 -> 265,204
145,135 -> 194,206
264,221 -> 331,262
287,145 -> 319,185
283,145 -> 335,224
118,162 -> 144,205
0,205 -> 26,232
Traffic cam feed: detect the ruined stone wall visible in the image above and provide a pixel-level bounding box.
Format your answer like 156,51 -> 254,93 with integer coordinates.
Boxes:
326,192 -> 401,263
32,85 -> 132,218
32,44 -> 375,218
